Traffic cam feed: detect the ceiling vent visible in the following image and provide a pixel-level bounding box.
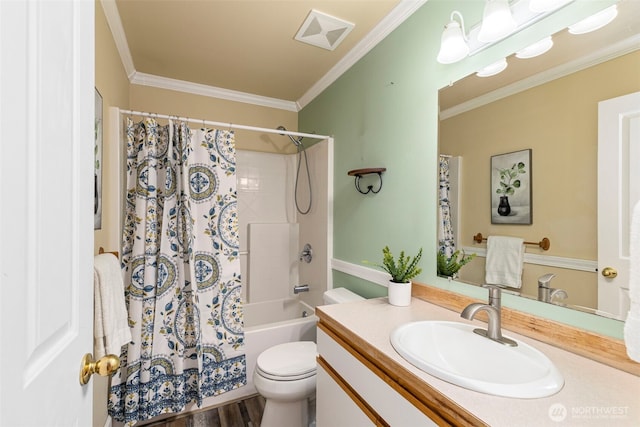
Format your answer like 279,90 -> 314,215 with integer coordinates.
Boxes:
294,10 -> 355,51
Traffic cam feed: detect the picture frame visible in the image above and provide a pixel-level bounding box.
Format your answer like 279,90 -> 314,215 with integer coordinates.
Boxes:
491,149 -> 532,225
94,88 -> 103,230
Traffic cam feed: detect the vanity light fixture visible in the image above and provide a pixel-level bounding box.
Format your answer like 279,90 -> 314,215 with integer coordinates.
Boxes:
568,4 -> 618,35
515,36 -> 553,59
437,0 -> 577,65
436,11 -> 469,64
478,0 -> 517,43
476,58 -> 508,77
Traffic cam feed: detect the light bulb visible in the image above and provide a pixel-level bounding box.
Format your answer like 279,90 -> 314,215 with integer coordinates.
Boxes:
515,36 -> 553,59
568,5 -> 618,35
437,11 -> 469,64
476,58 -> 508,77
478,0 -> 517,43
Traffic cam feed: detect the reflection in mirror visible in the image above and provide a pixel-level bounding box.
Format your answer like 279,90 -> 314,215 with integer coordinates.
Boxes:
437,0 -> 640,318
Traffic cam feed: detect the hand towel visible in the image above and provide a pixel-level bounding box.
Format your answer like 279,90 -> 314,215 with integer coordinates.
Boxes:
485,236 -> 525,288
94,253 -> 131,358
624,201 -> 640,362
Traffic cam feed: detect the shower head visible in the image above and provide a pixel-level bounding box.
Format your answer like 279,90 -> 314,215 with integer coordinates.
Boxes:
276,125 -> 303,147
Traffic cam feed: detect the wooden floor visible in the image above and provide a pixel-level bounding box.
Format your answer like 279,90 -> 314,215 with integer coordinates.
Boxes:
141,395 -> 266,427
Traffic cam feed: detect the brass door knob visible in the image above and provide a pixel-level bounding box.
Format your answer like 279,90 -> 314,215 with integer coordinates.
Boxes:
601,267 -> 618,279
79,353 -> 120,385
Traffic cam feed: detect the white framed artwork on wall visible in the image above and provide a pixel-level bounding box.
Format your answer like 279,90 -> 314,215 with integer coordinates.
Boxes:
491,149 -> 532,225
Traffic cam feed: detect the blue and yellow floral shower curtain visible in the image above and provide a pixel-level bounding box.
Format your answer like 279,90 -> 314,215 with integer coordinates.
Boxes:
438,155 -> 455,258
108,118 -> 245,426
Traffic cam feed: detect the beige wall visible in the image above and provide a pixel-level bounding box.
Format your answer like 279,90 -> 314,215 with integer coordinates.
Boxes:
94,0 -> 130,256
94,2 -> 131,426
129,85 -> 299,154
439,51 -> 640,308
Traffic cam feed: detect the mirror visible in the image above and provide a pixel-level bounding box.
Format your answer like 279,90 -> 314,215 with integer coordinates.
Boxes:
437,0 -> 640,317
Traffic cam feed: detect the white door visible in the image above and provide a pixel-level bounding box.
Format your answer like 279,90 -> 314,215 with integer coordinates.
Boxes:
0,1 -> 95,426
598,91 -> 640,320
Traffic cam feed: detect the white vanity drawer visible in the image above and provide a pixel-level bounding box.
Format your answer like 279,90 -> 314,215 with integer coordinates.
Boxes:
317,328 -> 438,427
316,364 -> 378,427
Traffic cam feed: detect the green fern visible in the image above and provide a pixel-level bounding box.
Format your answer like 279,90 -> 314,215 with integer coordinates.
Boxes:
379,246 -> 423,283
437,249 -> 475,277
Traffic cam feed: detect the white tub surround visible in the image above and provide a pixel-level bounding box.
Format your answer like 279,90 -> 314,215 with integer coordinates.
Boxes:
316,297 -> 640,426
237,145 -> 333,309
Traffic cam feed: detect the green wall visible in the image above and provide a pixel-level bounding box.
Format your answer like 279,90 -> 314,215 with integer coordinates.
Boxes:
300,0 -> 623,337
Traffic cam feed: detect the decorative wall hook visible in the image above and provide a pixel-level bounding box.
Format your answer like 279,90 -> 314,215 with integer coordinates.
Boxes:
347,168 -> 386,194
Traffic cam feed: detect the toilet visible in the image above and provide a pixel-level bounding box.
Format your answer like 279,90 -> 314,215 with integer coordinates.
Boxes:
253,288 -> 364,427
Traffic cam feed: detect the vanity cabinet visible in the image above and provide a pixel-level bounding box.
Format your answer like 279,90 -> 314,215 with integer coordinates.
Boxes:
316,325 -> 440,427
316,295 -> 640,426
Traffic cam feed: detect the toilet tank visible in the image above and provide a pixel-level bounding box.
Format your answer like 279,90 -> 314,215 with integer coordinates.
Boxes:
323,287 -> 365,304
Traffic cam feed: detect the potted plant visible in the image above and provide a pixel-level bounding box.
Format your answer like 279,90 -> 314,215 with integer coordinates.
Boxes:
377,246 -> 423,306
437,249 -> 475,279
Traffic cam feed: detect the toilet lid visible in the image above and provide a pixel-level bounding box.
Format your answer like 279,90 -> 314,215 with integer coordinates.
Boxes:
256,341 -> 317,379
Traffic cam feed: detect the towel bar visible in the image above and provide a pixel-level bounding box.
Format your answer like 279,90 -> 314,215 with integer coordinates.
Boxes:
98,247 -> 120,258
473,233 -> 550,251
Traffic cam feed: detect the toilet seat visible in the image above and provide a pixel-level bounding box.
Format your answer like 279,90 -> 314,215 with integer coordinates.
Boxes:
256,341 -> 317,381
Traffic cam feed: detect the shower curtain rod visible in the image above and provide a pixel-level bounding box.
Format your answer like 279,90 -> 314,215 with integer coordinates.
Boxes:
118,108 -> 330,141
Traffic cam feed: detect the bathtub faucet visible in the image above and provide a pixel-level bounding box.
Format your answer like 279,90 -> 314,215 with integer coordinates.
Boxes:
293,284 -> 310,294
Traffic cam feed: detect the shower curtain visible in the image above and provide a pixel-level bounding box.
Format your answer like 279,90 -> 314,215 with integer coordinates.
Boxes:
438,155 -> 455,258
108,118 -> 246,426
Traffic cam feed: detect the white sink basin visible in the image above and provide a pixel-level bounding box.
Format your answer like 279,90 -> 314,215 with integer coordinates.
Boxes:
390,321 -> 564,398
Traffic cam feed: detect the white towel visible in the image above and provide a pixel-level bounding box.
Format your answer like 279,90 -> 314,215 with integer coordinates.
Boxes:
485,236 -> 525,288
94,253 -> 131,358
624,201 -> 640,362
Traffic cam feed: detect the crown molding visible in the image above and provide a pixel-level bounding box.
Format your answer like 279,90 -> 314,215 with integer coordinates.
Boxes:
130,72 -> 299,112
100,0 -> 425,112
100,0 -> 136,80
296,0 -> 428,110
440,34 -> 640,120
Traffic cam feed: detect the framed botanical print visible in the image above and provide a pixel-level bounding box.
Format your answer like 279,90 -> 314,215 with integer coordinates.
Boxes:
491,149 -> 532,225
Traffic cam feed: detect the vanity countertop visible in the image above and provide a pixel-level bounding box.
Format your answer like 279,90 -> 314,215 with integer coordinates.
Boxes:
316,296 -> 640,427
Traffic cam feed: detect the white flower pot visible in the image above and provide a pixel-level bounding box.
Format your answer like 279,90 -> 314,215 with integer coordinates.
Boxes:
388,280 -> 412,306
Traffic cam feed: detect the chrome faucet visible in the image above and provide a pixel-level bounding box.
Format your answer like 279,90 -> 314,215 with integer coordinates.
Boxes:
293,284 -> 310,294
299,243 -> 313,263
537,273 -> 567,304
537,273 -> 556,302
460,285 -> 517,347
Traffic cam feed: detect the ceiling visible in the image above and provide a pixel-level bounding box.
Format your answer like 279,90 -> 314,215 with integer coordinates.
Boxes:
113,0 -> 407,107
109,1 -> 639,112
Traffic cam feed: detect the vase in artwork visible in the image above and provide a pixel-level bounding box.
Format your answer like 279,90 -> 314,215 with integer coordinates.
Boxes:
498,196 -> 511,216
